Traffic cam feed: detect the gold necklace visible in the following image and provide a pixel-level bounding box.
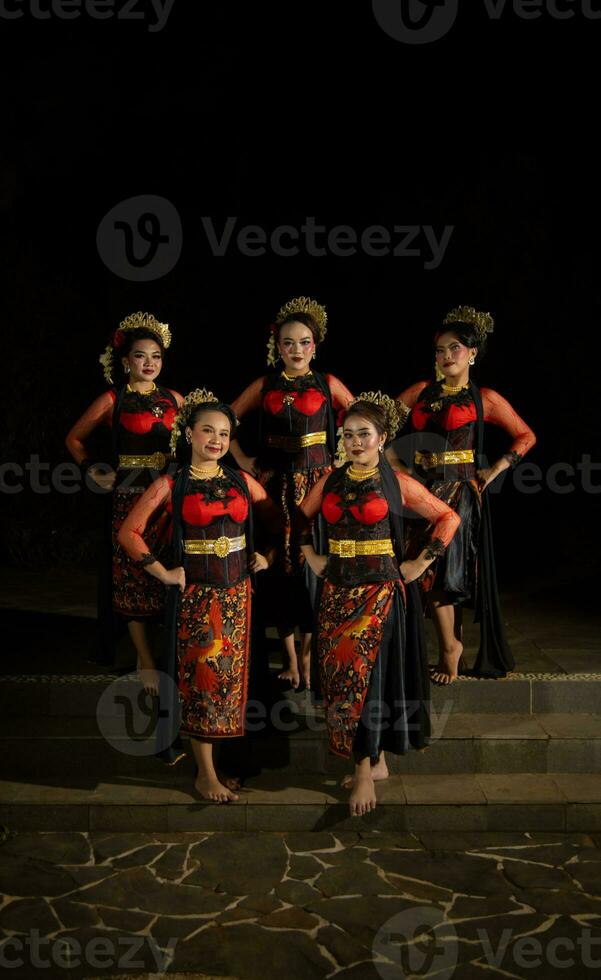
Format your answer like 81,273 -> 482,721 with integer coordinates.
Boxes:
127,382 -> 157,395
440,381 -> 468,395
347,463 -> 379,481
189,463 -> 223,480
281,369 -> 312,381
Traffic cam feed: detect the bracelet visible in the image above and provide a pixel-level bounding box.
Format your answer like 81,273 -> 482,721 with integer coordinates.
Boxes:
503,451 -> 522,468
423,537 -> 445,560
137,553 -> 158,567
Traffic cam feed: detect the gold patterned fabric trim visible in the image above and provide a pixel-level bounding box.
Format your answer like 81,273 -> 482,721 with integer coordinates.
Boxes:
414,449 -> 474,469
329,538 -> 394,558
118,452 -> 173,470
267,431 -> 327,452
184,535 -> 246,558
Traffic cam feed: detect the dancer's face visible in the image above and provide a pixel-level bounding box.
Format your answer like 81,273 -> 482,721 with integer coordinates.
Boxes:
277,321 -> 315,374
122,338 -> 163,384
434,331 -> 476,381
343,415 -> 385,468
186,410 -> 231,464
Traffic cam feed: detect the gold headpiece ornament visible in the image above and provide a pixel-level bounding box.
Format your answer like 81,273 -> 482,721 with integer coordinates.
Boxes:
169,388 -> 224,454
267,296 -> 328,366
98,312 -> 172,384
442,305 -> 494,345
335,391 -> 408,466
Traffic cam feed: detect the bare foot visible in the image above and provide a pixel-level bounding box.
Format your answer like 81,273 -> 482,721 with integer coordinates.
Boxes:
300,650 -> 311,690
341,756 -> 389,789
429,640 -> 465,685
217,771 -> 241,792
137,668 -> 160,696
195,774 -> 239,803
349,773 -> 377,817
278,667 -> 300,689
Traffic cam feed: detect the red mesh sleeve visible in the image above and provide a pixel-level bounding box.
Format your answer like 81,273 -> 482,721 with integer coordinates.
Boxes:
168,389 -> 185,408
482,388 -> 536,461
297,472 -> 330,544
395,381 -> 429,411
118,476 -> 173,563
65,391 -> 115,465
398,472 -> 460,552
241,472 -> 284,547
230,377 -> 266,419
326,374 -> 354,411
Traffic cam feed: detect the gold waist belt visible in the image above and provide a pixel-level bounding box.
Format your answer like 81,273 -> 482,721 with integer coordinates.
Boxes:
184,534 -> 246,558
329,538 -> 394,559
267,431 -> 327,452
414,449 -> 474,469
118,452 -> 173,470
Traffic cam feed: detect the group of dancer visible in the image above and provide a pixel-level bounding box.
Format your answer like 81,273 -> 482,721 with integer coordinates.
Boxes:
66,300 -> 536,816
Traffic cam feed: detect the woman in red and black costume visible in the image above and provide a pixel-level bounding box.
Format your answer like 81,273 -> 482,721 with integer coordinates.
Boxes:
298,395 -> 460,817
118,390 -> 279,801
66,312 -> 183,691
229,296 -> 353,690
393,306 -> 536,683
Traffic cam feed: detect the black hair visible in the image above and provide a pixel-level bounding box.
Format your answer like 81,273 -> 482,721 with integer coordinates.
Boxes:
342,400 -> 390,444
274,311 -> 319,343
435,322 -> 487,357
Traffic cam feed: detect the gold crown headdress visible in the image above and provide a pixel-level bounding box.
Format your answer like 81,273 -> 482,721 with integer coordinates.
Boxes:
98,312 -> 172,384
335,391 -> 408,465
267,295 -> 328,366
442,306 -> 494,345
169,388 -> 226,454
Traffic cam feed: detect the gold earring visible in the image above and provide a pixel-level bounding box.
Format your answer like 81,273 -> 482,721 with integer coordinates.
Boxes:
469,356 -> 475,366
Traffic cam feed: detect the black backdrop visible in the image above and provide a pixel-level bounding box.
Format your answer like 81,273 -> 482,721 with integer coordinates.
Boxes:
2,3 -> 600,604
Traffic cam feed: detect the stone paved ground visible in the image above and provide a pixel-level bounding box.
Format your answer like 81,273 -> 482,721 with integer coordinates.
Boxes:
1,830 -> 601,978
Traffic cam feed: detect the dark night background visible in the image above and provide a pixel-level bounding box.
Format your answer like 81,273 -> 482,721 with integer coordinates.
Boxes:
2,3 -> 599,608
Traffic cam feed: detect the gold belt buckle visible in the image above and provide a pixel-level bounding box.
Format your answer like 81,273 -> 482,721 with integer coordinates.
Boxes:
415,451 -> 435,469
338,539 -> 356,558
150,451 -> 166,469
213,535 -> 231,558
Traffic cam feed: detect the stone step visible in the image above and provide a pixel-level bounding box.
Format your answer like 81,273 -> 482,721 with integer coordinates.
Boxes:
2,671 -> 601,718
2,713 -> 601,778
2,772 -> 601,833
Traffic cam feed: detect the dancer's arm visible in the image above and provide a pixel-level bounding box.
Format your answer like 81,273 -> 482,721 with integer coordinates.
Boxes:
386,381 -> 429,471
326,374 -> 354,411
298,473 -> 330,577
117,476 -> 185,591
477,388 -> 537,490
229,377 -> 265,475
397,472 -> 461,584
240,471 -> 283,572
65,391 -> 116,489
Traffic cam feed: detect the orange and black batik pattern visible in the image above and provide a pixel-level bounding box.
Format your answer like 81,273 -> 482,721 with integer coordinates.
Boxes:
318,579 -> 396,758
177,577 -> 251,739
